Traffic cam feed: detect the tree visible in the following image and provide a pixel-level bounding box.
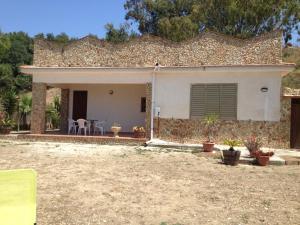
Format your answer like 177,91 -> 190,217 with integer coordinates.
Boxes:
18,95 -> 32,129
0,88 -> 17,117
43,32 -> 77,44
105,23 -> 131,43
0,64 -> 13,92
34,33 -> 45,39
0,32 -> 11,61
124,0 -> 300,42
0,32 -> 33,92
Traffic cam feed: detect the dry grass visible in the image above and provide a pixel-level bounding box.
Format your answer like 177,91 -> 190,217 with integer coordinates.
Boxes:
0,140 -> 299,225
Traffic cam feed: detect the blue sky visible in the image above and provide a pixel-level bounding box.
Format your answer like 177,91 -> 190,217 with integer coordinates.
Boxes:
0,0 -> 299,45
0,0 -> 128,38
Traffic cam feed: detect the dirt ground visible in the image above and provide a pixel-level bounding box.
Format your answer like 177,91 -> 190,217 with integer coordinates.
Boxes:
0,140 -> 299,225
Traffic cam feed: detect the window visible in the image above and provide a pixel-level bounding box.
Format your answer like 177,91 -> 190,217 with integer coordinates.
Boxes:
141,97 -> 146,112
190,83 -> 237,120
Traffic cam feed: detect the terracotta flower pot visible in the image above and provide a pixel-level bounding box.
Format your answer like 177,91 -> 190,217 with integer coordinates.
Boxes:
203,142 -> 215,152
222,149 -> 241,166
0,127 -> 11,135
256,155 -> 270,166
133,130 -> 146,138
249,149 -> 259,158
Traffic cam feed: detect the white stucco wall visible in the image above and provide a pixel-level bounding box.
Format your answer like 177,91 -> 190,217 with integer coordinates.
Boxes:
154,71 -> 282,121
68,84 -> 146,132
30,66 -> 288,123
32,70 -> 152,84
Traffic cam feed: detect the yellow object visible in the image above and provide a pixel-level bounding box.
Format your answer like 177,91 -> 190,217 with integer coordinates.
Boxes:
0,169 -> 37,225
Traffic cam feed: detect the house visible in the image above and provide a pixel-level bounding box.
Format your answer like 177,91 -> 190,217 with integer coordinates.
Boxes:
20,31 -> 297,148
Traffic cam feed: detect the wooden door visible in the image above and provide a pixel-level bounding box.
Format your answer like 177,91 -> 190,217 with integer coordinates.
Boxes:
291,98 -> 300,148
72,91 -> 87,120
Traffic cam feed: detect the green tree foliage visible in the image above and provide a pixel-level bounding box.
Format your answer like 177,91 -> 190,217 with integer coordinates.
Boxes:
0,64 -> 13,91
18,95 -> 32,129
46,96 -> 61,129
1,89 -> 17,117
35,32 -> 77,44
36,32 -> 77,44
105,23 -> 131,43
124,0 -> 300,42
0,32 -> 33,92
0,32 -> 11,60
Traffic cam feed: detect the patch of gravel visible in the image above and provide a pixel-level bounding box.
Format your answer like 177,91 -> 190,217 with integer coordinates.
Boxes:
0,140 -> 299,225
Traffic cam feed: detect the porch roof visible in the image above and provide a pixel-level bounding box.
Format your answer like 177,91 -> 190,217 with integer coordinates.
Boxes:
20,63 -> 295,75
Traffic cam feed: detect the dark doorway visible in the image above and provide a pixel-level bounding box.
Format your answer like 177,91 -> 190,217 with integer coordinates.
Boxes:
291,98 -> 300,149
72,91 -> 88,120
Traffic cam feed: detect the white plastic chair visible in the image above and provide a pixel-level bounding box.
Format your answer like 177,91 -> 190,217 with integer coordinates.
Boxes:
86,120 -> 91,135
68,119 -> 77,135
94,121 -> 105,136
77,119 -> 87,135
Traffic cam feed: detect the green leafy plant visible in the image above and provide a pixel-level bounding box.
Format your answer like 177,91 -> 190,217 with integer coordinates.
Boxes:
202,114 -> 219,143
224,139 -> 241,151
0,89 -> 17,117
46,96 -> 61,129
18,95 -> 32,129
1,116 -> 15,128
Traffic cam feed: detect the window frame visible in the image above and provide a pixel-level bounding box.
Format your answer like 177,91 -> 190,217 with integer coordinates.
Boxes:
189,83 -> 238,120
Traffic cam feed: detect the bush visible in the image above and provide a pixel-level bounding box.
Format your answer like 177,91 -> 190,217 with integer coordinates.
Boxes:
45,95 -> 61,129
0,89 -> 17,117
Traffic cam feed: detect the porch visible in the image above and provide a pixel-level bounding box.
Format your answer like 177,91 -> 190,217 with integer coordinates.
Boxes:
29,82 -> 152,139
5,131 -> 146,145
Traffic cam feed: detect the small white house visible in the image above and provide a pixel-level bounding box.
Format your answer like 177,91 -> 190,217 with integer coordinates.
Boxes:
21,31 -> 296,148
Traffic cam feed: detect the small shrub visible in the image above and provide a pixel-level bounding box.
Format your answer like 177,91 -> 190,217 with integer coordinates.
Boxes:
202,114 -> 220,142
244,136 -> 262,152
132,126 -> 145,133
224,138 -> 241,150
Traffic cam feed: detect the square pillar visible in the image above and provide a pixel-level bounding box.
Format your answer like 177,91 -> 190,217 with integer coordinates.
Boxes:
60,89 -> 70,133
145,83 -> 152,139
31,83 -> 46,134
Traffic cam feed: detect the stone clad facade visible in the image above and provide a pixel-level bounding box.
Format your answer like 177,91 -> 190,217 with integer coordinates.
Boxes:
31,83 -> 47,134
154,89 -> 292,148
59,89 -> 70,133
28,30 -> 296,148
33,31 -> 282,67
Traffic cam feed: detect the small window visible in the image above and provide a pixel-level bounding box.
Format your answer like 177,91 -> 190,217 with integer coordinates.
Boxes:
190,83 -> 237,120
141,97 -> 146,112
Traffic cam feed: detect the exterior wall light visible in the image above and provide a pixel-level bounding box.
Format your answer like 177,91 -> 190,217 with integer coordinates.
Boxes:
261,87 -> 269,93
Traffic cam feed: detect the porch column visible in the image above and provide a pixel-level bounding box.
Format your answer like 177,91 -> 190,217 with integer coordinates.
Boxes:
145,83 -> 152,139
31,83 -> 46,134
60,89 -> 70,133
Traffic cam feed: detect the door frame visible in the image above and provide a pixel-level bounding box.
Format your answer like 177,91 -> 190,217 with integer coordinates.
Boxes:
290,98 -> 300,148
72,90 -> 88,120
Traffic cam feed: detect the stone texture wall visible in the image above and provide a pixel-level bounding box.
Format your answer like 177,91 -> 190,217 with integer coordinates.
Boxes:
284,87 -> 300,96
31,83 -> 47,134
34,31 -> 282,67
154,96 -> 292,148
60,89 -> 69,133
145,83 -> 152,139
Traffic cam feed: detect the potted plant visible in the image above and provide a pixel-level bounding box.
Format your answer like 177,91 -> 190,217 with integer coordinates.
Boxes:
255,150 -> 274,166
111,122 -> 122,137
202,114 -> 219,152
0,115 -> 14,135
243,136 -> 262,158
222,139 -> 241,166
133,126 -> 146,138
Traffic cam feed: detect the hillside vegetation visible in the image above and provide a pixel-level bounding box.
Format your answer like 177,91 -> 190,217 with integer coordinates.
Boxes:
282,47 -> 300,89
